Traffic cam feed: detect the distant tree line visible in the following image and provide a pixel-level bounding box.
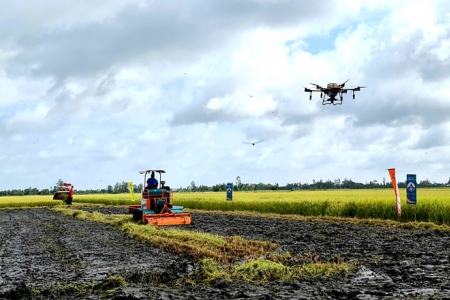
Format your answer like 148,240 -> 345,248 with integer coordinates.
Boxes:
1,177 -> 450,196
177,176 -> 450,192
0,179 -> 143,196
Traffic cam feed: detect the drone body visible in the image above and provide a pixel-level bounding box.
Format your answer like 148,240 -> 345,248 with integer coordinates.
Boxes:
305,80 -> 366,105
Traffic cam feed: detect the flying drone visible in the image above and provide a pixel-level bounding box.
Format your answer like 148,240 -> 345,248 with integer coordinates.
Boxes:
305,79 -> 366,105
243,140 -> 264,146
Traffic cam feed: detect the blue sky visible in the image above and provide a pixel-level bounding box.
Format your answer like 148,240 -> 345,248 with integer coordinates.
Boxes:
1,0 -> 450,190
295,26 -> 343,55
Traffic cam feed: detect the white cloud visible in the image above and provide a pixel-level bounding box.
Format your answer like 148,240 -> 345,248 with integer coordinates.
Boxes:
206,94 -> 277,117
1,0 -> 450,190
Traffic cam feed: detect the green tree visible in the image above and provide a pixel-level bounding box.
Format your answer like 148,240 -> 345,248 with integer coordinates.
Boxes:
121,181 -> 128,193
113,182 -> 121,193
270,183 -> 279,191
235,176 -> 242,191
190,181 -> 197,192
55,179 -> 64,191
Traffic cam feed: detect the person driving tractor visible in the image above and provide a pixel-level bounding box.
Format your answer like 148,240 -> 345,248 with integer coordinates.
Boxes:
146,172 -> 158,189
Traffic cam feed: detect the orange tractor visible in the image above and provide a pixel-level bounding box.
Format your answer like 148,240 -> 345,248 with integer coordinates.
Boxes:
128,170 -> 191,226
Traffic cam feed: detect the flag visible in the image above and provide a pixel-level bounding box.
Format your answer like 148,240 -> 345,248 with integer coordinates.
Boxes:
128,182 -> 134,202
388,168 -> 401,217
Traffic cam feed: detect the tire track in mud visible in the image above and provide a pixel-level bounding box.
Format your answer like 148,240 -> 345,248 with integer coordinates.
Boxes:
0,208 -> 195,296
0,210 -> 15,286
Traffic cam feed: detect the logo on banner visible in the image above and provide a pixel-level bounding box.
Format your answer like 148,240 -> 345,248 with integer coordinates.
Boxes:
226,182 -> 233,201
406,174 -> 417,205
407,182 -> 415,192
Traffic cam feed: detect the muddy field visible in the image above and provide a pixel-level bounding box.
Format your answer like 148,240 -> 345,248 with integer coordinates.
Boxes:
1,207 -> 449,299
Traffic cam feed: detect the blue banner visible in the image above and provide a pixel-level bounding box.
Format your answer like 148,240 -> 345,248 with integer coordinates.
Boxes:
226,182 -> 233,201
406,174 -> 417,205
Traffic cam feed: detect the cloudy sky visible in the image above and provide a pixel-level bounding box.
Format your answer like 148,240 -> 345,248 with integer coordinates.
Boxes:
1,0 -> 449,190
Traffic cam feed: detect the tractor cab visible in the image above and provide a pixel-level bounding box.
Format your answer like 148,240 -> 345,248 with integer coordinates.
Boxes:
128,169 -> 191,226
142,170 -> 170,190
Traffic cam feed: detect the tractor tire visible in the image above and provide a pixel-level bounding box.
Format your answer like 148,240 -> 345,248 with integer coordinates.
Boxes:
133,210 -> 143,222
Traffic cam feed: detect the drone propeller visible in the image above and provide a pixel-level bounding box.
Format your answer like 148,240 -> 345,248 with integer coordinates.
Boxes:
340,79 -> 349,87
309,83 -> 322,88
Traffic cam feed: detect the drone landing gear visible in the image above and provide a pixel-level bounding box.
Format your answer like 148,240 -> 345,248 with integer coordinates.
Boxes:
322,97 -> 343,106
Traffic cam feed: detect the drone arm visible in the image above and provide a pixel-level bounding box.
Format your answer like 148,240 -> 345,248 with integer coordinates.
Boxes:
305,88 -> 321,100
343,86 -> 367,92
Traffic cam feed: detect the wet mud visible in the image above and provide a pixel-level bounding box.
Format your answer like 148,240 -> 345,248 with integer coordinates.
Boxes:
1,207 -> 449,299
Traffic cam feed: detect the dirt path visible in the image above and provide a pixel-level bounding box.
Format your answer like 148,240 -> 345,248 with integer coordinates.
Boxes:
1,207 -> 449,299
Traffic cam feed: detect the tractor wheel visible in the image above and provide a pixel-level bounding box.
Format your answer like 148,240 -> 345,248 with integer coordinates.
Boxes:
133,210 -> 143,222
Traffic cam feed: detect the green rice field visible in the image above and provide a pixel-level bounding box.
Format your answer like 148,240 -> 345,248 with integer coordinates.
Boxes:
174,189 -> 450,224
2,189 -> 450,224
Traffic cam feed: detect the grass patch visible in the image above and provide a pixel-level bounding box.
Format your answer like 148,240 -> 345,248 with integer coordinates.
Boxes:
232,259 -> 350,283
54,207 -> 133,227
4,276 -> 126,299
196,252 -> 352,285
195,258 -> 232,285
